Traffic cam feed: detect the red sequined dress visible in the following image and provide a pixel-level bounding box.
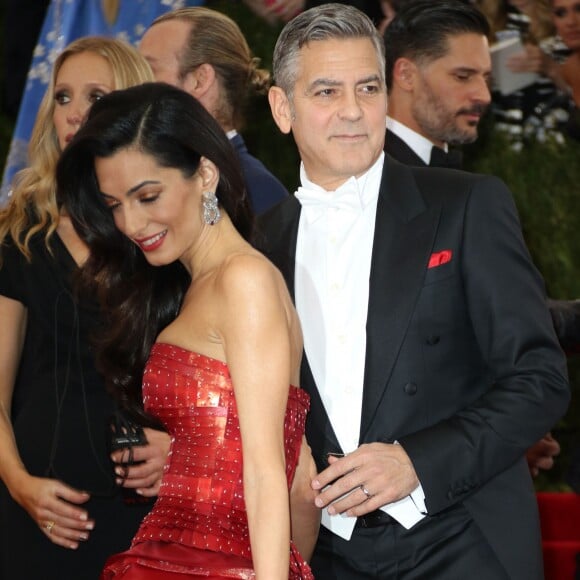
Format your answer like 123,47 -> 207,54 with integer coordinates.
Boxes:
102,343 -> 314,579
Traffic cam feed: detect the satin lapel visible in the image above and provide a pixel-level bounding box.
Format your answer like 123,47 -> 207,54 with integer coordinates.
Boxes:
259,199 -> 342,459
360,157 -> 441,441
258,197 -> 300,301
384,129 -> 428,168
301,357 -> 343,467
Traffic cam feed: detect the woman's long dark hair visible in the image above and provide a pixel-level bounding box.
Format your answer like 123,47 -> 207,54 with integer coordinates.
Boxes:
56,82 -> 254,423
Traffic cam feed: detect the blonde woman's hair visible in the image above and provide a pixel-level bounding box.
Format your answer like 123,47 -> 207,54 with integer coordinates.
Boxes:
0,36 -> 153,261
152,7 -> 270,130
476,0 -> 555,43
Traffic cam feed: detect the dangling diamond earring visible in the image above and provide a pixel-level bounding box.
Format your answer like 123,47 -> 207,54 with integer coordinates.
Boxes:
202,191 -> 221,225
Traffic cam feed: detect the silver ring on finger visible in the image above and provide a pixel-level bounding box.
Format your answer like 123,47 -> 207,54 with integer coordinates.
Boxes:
360,485 -> 373,499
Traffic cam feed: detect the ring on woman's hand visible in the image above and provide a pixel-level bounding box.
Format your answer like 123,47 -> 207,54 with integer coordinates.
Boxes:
44,520 -> 56,534
360,485 -> 372,499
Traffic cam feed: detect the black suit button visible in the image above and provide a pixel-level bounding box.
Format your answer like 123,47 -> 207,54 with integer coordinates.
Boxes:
426,335 -> 440,345
404,382 -> 417,395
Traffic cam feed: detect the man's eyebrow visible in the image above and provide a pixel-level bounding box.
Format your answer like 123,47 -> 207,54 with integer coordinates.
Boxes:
451,66 -> 491,76
306,74 -> 382,93
305,78 -> 343,93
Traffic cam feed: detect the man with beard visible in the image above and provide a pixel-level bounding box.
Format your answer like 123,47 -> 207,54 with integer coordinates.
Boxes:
384,0 -> 562,478
383,0 -> 491,169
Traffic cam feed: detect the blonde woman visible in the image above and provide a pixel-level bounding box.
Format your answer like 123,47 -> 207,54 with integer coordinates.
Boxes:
0,37 -> 169,580
0,0 -> 201,203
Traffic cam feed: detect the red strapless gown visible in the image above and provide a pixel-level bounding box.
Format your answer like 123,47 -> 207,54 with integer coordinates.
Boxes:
102,343 -> 314,579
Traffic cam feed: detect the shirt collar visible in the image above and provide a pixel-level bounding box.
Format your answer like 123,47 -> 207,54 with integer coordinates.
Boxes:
298,152 -> 384,211
386,116 -> 447,165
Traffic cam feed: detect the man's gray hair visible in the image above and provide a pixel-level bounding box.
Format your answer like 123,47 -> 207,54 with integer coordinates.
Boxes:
272,3 -> 386,100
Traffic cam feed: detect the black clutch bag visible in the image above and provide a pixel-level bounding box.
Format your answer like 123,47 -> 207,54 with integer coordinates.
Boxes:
109,409 -> 148,463
108,409 -> 154,504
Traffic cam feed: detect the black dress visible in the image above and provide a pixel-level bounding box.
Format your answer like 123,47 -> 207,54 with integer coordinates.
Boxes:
0,231 -> 152,579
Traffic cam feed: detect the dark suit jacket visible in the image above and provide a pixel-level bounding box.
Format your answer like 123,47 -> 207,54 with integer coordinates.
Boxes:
258,155 -> 570,579
230,133 -> 288,215
384,128 -> 429,167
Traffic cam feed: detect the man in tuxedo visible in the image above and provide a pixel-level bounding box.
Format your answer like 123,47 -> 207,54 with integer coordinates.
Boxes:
138,7 -> 288,214
384,0 -> 563,477
383,0 -> 492,169
260,3 -> 570,578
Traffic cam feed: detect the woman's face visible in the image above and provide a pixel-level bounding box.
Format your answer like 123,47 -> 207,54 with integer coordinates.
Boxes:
552,0 -> 580,50
52,51 -> 115,151
95,148 -> 217,269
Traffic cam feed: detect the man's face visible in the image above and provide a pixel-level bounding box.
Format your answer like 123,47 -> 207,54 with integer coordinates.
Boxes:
411,33 -> 492,146
139,20 -> 191,87
270,38 -> 388,191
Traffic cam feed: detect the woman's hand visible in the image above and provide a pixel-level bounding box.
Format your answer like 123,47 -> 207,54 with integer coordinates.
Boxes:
112,428 -> 171,496
11,473 -> 93,549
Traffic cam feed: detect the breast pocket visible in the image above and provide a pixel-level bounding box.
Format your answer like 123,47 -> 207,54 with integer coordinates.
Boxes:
423,257 -> 456,286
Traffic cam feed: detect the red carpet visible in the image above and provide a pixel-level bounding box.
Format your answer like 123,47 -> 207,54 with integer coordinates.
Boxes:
537,492 -> 580,579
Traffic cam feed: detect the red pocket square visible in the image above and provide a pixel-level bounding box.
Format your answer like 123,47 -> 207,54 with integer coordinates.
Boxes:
428,250 -> 453,269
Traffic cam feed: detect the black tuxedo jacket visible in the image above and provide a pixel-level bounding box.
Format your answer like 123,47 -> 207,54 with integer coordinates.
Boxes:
257,156 -> 569,579
384,128 -> 428,167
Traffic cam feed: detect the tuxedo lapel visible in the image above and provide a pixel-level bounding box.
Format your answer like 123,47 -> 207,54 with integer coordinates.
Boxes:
384,129 -> 428,167
360,157 -> 441,440
258,197 -> 300,301
301,355 -> 344,468
258,198 -> 343,461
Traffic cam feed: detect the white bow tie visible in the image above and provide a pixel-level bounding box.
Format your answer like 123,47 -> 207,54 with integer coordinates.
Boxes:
296,185 -> 363,223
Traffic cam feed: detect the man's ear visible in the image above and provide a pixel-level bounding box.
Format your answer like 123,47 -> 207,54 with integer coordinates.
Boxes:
182,63 -> 216,100
392,58 -> 417,92
268,86 -> 293,135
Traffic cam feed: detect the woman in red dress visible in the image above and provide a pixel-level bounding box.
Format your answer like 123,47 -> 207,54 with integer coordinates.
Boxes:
57,82 -> 319,579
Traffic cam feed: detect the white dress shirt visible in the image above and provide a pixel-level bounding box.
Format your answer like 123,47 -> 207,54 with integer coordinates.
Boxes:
295,153 -> 426,541
386,116 -> 447,164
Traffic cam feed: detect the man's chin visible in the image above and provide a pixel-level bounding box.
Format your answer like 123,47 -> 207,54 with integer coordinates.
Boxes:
447,126 -> 478,145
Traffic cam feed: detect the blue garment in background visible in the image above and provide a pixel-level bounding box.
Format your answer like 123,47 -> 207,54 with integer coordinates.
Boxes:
1,0 -> 204,206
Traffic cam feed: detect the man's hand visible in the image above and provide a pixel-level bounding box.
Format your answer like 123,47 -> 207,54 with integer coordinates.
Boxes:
311,442 -> 419,517
526,433 -> 560,478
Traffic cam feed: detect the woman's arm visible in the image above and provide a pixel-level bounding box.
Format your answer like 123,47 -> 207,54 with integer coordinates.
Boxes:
0,295 -> 93,549
218,255 -> 294,580
290,435 -> 320,562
